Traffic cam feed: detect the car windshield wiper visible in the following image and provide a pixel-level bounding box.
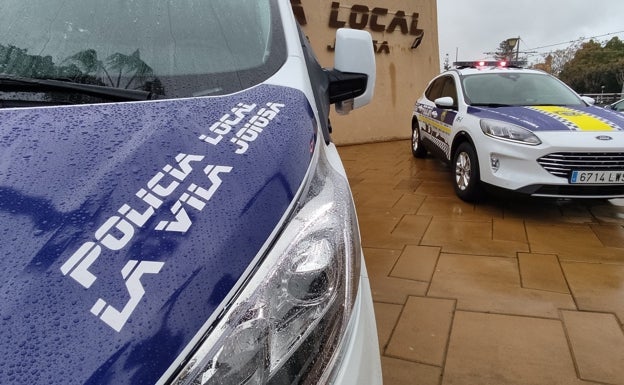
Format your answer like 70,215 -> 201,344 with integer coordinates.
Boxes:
470,103 -> 513,108
0,75 -> 156,102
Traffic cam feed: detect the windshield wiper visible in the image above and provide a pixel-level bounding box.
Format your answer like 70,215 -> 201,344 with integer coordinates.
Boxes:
0,75 -> 156,102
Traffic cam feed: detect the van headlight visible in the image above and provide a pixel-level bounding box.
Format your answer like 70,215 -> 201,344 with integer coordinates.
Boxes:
170,140 -> 361,385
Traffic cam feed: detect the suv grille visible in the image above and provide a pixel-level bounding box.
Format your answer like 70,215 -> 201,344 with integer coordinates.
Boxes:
537,152 -> 624,178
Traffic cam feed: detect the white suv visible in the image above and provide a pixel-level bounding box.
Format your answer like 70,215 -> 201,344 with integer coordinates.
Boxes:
412,61 -> 624,202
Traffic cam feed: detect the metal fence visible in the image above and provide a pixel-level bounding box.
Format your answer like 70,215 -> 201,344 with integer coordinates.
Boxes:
580,93 -> 623,106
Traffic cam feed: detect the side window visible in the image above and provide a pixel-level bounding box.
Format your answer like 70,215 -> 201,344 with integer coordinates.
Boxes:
425,76 -> 458,108
425,77 -> 445,101
440,77 -> 458,108
615,100 -> 624,112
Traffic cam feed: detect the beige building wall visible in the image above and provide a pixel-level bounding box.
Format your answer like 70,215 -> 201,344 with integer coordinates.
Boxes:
293,0 -> 440,145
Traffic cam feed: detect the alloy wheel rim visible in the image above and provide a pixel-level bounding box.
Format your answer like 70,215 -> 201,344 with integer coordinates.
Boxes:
412,128 -> 419,151
455,152 -> 471,190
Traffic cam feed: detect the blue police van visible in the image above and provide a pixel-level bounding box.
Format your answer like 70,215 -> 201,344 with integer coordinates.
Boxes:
0,0 -> 382,384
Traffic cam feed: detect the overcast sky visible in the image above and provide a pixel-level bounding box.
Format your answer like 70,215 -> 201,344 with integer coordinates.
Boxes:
436,0 -> 624,67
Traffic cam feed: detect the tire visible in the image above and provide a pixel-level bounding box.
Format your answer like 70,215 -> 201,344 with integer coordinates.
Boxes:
452,142 -> 483,202
411,119 -> 427,158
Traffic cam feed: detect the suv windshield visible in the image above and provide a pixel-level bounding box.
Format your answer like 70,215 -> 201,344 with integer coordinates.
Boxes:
462,72 -> 584,107
0,0 -> 286,104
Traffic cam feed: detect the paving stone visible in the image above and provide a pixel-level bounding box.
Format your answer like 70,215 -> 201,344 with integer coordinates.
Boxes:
525,223 -> 624,263
518,253 -> 569,294
422,217 -> 492,241
364,246 -> 431,303
358,210 -> 430,249
588,200 -> 624,224
373,302 -> 403,352
417,196 -> 502,219
526,223 -> 603,253
557,202 -> 595,223
590,223 -> 624,248
363,247 -> 402,277
502,200 -> 566,222
443,311 -> 586,385
358,209 -> 407,249
382,356 -> 442,385
358,207 -> 405,233
413,169 -> 454,183
370,276 -> 429,304
493,218 -> 527,243
421,218 -> 528,257
354,188 -> 405,209
390,245 -> 441,282
390,215 -> 433,245
392,192 -> 427,214
386,296 -> 455,366
561,310 -> 624,384
561,261 -> 624,323
428,253 -> 576,318
393,178 -> 424,192
413,181 -> 456,197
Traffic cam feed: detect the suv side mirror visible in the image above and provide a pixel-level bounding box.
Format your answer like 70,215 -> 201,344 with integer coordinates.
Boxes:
580,95 -> 595,105
328,28 -> 376,115
434,96 -> 455,109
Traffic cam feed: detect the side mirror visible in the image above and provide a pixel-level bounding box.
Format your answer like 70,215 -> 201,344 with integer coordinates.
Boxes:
328,28 -> 376,115
580,95 -> 595,105
434,96 -> 455,109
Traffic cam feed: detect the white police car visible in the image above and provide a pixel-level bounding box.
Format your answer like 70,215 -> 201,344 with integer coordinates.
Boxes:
0,0 -> 382,384
412,61 -> 624,202
606,98 -> 624,113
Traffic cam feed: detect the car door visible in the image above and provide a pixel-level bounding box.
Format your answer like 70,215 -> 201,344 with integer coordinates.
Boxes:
417,75 -> 458,161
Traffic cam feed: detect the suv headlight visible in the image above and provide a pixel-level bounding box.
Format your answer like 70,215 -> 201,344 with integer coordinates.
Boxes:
169,139 -> 361,385
480,118 -> 541,145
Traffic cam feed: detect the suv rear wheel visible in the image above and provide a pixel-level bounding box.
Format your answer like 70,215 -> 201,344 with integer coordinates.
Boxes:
452,142 -> 483,202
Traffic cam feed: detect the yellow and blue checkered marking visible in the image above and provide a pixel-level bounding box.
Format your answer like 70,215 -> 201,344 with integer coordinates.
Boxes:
528,106 -> 620,131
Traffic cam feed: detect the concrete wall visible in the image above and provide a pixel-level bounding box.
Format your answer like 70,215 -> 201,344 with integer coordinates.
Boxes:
292,0 -> 440,145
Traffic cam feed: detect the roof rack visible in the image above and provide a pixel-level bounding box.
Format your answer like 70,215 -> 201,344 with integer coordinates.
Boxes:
453,60 -> 527,69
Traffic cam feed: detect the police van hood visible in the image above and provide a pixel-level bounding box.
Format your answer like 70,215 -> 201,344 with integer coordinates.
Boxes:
0,84 -> 316,385
467,104 -> 624,132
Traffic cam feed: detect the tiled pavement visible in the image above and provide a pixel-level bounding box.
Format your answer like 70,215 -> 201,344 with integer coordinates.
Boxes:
337,140 -> 624,385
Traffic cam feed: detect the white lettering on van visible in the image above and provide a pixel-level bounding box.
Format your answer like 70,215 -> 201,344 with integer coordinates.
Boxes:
60,154 -> 232,332
199,102 -> 284,154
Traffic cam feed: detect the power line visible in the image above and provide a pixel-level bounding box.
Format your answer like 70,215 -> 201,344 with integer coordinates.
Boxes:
528,30 -> 624,52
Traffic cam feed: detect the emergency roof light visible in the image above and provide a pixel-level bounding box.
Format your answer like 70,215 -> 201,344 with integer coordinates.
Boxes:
453,60 -> 526,69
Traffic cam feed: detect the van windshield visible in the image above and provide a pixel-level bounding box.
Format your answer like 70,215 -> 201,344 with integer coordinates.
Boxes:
0,0 -> 286,102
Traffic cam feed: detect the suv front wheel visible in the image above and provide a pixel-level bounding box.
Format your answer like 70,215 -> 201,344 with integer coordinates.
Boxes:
411,120 -> 427,158
452,142 -> 483,202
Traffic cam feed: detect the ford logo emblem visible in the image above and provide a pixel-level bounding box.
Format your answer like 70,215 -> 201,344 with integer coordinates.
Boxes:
596,135 -> 613,141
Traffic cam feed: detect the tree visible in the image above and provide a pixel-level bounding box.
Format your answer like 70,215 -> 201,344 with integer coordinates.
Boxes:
443,53 -> 451,71
531,39 -> 584,76
558,37 -> 624,94
494,39 -> 517,61
1,43 -> 161,94
106,50 -> 154,89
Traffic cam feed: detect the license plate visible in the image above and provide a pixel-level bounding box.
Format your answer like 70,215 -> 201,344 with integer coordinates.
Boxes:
570,170 -> 624,184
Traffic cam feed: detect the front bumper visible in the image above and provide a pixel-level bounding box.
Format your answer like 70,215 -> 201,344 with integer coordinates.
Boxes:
331,259 -> 382,385
477,131 -> 624,198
